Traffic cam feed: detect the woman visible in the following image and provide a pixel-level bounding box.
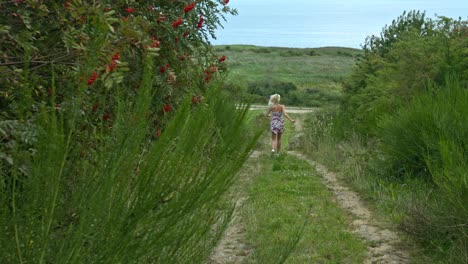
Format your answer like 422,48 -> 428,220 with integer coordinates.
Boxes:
266,94 -> 295,154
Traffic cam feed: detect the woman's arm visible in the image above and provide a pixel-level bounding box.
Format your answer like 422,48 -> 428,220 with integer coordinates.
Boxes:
282,105 -> 295,123
265,107 -> 272,117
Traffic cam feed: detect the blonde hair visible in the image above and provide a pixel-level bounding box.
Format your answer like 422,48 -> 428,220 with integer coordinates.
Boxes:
268,94 -> 280,107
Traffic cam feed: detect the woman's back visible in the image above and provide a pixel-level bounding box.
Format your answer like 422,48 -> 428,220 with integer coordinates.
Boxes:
270,104 -> 283,113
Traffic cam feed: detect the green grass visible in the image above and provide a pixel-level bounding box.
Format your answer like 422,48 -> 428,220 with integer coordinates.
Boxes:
0,79 -> 260,263
242,155 -> 367,264
297,110 -> 466,263
240,118 -> 367,263
216,45 -> 362,89
215,45 -> 362,107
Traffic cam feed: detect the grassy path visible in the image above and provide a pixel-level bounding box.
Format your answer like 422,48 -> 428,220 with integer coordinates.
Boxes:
208,152 -> 260,263
288,151 -> 410,263
209,112 -> 411,263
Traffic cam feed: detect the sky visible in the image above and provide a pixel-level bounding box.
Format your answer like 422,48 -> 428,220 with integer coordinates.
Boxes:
211,0 -> 468,48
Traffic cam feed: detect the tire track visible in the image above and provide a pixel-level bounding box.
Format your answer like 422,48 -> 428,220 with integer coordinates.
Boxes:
287,153 -> 410,263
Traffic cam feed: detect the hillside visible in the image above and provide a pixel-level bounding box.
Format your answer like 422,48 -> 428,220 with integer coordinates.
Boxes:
215,45 -> 363,106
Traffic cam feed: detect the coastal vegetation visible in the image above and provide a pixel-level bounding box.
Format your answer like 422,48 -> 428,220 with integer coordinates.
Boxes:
215,45 -> 362,107
1,0 -> 466,263
297,11 -> 467,263
0,1 -> 262,263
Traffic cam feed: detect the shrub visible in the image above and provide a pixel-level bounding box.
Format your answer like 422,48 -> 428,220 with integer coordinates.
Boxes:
0,71 -> 260,262
377,76 -> 467,180
250,47 -> 272,54
247,81 -> 298,99
0,1 -> 237,175
340,13 -> 467,137
377,76 -> 467,262
279,50 -> 303,57
402,140 -> 467,263
0,1 -> 259,263
308,50 -> 317,56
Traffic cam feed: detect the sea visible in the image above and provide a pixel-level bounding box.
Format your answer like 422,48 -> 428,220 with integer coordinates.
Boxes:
210,0 -> 468,49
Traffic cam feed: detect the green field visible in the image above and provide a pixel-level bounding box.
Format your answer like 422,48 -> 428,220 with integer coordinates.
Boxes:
215,45 -> 362,106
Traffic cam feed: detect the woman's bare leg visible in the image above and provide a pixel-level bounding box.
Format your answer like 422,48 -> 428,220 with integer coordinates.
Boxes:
277,132 -> 282,153
271,132 -> 277,151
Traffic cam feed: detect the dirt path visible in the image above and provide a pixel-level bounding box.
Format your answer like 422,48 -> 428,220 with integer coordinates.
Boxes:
208,150 -> 261,264
288,113 -> 411,263
288,151 -> 410,264
209,110 -> 411,263
248,104 -> 317,114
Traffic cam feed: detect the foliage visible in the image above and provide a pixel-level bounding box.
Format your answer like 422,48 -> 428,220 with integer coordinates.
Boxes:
0,71 -> 260,262
402,140 -> 468,264
298,12 -> 468,260
377,76 -> 468,180
0,0 -> 236,178
246,80 -> 297,103
363,10 -> 429,56
0,1 -> 264,263
377,77 -> 467,263
340,12 -> 467,136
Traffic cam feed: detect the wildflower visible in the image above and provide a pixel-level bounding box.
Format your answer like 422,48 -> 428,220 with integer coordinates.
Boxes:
157,16 -> 166,24
150,39 -> 161,48
192,95 -> 203,104
111,50 -> 121,61
172,18 -> 183,28
64,1 -> 71,8
87,71 -> 98,86
204,65 -> 218,83
183,31 -> 189,37
163,104 -> 172,112
92,102 -> 99,111
160,64 -> 171,74
168,72 -> 176,82
223,0 -> 230,5
205,65 -> 218,74
125,7 -> 135,13
184,2 -> 196,13
197,16 -> 204,29
218,55 -> 226,62
108,60 -> 117,72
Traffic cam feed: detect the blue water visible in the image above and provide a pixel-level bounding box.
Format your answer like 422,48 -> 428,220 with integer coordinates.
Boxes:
210,0 -> 468,49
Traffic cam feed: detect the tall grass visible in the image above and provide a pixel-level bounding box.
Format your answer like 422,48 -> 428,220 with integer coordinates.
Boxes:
0,56 -> 260,263
298,76 -> 467,263
377,77 -> 468,181
378,76 -> 467,263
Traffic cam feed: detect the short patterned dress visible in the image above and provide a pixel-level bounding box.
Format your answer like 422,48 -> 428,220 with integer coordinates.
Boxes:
270,111 -> 285,134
